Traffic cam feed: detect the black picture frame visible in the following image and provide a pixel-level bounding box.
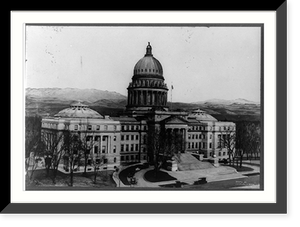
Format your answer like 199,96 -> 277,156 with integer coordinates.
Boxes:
4,2 -> 287,214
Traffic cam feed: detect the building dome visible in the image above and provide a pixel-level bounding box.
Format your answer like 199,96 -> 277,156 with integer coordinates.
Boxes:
126,43 -> 168,114
133,42 -> 163,78
54,102 -> 103,119
188,109 -> 218,122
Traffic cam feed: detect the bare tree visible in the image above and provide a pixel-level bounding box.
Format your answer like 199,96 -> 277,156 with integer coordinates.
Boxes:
89,153 -> 106,184
148,126 -> 182,176
42,130 -> 65,183
218,129 -> 236,166
78,131 -> 98,176
236,121 -> 261,165
62,131 -> 82,187
25,116 -> 45,181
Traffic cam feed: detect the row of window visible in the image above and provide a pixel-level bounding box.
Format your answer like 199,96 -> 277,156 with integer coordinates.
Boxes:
93,145 -> 117,154
120,144 -> 147,153
121,125 -> 147,131
121,134 -> 147,143
74,124 -> 118,131
189,126 -> 206,131
188,142 -> 212,149
135,68 -> 159,73
120,155 -> 147,162
121,134 -> 138,141
188,133 -> 212,140
87,157 -> 117,165
189,126 -> 235,131
86,135 -> 117,142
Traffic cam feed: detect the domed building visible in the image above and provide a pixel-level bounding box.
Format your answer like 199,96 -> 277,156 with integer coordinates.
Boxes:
126,42 -> 169,115
41,102 -> 122,171
40,43 -> 236,175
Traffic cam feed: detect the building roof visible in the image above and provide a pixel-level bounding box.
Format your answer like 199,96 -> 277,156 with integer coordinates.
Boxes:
54,102 -> 104,119
111,116 -> 138,122
187,109 -> 218,122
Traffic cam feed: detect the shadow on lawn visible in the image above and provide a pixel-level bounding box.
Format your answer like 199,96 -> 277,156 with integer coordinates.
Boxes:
118,163 -> 149,185
144,170 -> 177,183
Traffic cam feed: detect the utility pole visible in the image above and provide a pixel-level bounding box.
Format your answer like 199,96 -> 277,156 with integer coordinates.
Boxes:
170,84 -> 173,110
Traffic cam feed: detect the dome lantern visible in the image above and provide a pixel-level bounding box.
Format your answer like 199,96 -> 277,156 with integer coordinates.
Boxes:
145,42 -> 152,56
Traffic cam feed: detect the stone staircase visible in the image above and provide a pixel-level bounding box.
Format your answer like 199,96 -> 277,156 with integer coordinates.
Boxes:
174,153 -> 214,171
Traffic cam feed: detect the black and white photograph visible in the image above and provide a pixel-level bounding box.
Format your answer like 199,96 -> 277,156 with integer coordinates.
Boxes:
24,24 -> 262,190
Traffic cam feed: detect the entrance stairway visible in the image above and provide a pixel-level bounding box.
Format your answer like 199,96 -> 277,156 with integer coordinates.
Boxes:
173,153 -> 214,171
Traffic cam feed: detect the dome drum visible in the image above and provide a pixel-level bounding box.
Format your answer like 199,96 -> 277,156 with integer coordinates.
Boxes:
128,78 -> 168,90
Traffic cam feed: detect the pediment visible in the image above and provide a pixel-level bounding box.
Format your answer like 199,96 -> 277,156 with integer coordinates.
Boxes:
163,116 -> 189,125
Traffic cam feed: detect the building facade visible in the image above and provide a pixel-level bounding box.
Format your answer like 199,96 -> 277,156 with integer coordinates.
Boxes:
41,43 -> 235,172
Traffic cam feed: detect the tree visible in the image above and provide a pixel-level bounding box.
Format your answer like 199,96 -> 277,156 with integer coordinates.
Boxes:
42,130 -> 64,183
236,121 -> 261,164
78,131 -> 98,176
25,116 -> 45,181
62,131 -> 82,187
147,125 -> 182,176
218,129 -> 236,166
25,116 -> 42,158
89,153 -> 106,184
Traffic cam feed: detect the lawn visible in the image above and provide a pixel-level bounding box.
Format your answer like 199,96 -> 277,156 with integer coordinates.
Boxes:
26,169 -> 116,189
144,170 -> 177,183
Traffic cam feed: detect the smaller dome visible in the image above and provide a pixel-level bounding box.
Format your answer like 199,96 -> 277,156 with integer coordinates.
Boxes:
54,102 -> 103,118
188,109 -> 217,122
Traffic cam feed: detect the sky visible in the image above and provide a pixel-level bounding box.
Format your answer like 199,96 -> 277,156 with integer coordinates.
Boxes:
25,25 -> 261,103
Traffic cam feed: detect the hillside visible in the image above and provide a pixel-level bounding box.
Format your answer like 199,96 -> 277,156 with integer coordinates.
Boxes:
25,88 -> 260,122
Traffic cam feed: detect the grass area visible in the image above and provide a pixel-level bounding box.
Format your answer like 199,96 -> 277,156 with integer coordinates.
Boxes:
26,169 -> 116,189
144,170 -> 177,183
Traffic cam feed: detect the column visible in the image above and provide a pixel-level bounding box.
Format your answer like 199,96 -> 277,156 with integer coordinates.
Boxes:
151,91 -> 154,105
100,135 -> 102,155
133,90 -> 136,106
139,90 -> 143,105
183,129 -> 187,152
152,91 -> 156,106
137,90 -> 140,105
147,91 -> 150,105
143,90 -> 147,105
108,136 -> 111,154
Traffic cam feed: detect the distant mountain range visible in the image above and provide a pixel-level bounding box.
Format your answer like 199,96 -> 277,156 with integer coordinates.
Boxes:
192,98 -> 260,105
26,87 -> 126,103
25,88 -> 261,121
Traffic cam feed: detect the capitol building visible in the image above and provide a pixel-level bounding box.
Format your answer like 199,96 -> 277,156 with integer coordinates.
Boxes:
41,43 -> 235,171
